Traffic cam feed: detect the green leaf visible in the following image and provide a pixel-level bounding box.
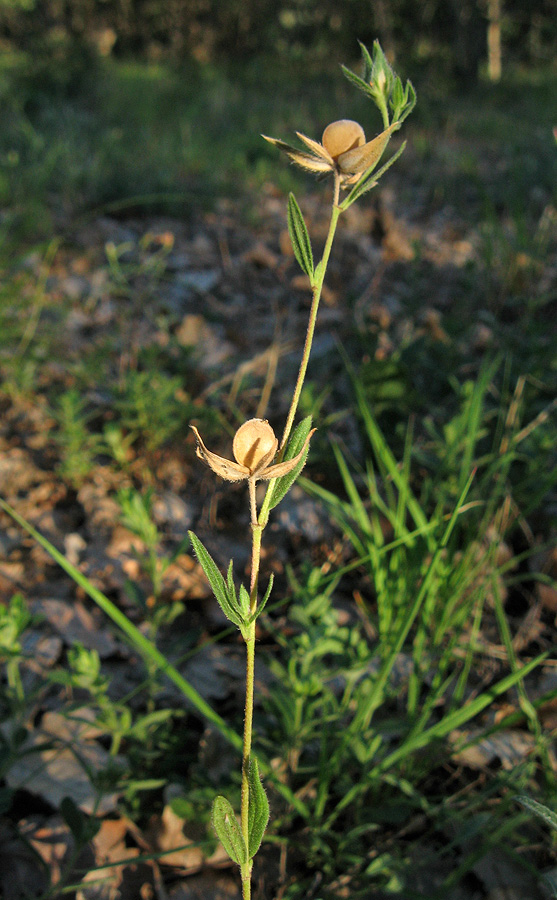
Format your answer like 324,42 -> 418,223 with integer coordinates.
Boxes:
287,193 -> 313,280
60,796 -> 86,842
226,560 -> 237,605
248,757 -> 270,858
60,796 -> 100,844
249,574 -> 274,623
212,796 -> 247,866
390,77 -> 404,117
516,795 -> 557,831
188,532 -> 244,629
340,64 -> 374,99
358,40 -> 374,83
268,416 -> 313,511
238,584 -> 251,617
313,258 -> 324,285
398,81 -> 417,123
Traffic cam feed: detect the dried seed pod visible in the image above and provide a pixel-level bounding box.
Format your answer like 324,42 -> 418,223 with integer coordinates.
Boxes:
191,419 -> 316,484
233,419 -> 278,475
264,118 -> 397,186
322,120 -> 365,160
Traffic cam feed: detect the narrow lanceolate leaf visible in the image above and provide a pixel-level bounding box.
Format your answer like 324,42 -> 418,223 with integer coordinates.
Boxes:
287,193 -> 314,280
212,796 -> 247,867
188,532 -> 244,629
249,573 -> 274,623
516,795 -> 557,831
268,416 -> 313,511
248,757 -> 270,858
358,40 -> 374,83
238,583 -> 251,618
399,81 -> 417,123
340,64 -> 373,99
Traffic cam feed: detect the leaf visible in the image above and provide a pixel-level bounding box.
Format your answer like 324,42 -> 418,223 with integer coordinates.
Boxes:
238,584 -> 251,617
358,40 -> 374,83
268,417 -> 313,511
226,560 -> 237,606
516,795 -> 557,831
248,757 -> 270,858
399,80 -> 417,123
340,64 -> 373,99
188,532 -> 244,629
287,193 -> 314,280
249,574 -> 274,623
60,796 -> 87,842
212,795 -> 247,867
390,76 -> 404,117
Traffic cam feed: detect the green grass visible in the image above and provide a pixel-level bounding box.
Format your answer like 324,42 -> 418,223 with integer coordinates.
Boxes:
2,51 -> 555,253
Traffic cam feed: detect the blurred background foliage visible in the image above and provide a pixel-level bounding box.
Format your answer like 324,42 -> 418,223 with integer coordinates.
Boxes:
1,0 -> 555,252
0,0 -> 555,80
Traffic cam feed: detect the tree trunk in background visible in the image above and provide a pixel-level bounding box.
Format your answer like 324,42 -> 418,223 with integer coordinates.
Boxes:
448,0 -> 485,82
487,0 -> 502,81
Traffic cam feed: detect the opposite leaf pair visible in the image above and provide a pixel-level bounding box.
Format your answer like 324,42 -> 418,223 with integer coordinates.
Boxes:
212,757 -> 269,868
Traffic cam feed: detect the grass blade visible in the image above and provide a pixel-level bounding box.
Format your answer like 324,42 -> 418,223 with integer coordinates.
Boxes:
0,498 -> 309,817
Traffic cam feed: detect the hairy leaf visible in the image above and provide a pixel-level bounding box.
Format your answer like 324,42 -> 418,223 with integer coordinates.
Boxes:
268,417 -> 313,511
212,796 -> 247,866
287,193 -> 314,280
249,574 -> 274,623
188,532 -> 244,629
248,757 -> 270,858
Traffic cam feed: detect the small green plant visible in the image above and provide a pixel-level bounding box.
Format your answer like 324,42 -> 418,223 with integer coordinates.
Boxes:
115,369 -> 192,453
188,40 -> 416,899
53,387 -> 103,487
0,593 -> 34,715
116,486 -> 187,633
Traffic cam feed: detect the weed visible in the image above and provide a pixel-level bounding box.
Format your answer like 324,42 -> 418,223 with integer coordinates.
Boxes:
114,369 -> 192,454
52,388 -> 103,487
115,486 -> 187,634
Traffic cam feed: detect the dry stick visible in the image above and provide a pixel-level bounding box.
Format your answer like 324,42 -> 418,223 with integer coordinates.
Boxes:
238,173 -> 343,900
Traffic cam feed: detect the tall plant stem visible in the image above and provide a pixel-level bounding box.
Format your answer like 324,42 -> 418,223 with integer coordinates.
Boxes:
240,620 -> 256,899
280,173 -> 341,453
240,175 -> 342,898
259,174 -> 342,530
240,478 -> 262,899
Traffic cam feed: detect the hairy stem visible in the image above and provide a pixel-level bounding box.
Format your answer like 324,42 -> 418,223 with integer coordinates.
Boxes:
240,478 -> 262,899
258,173 -> 342,530
240,175 -> 343,897
240,620 -> 256,899
279,172 -> 341,453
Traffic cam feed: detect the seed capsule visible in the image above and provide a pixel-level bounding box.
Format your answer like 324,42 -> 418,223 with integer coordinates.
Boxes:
322,120 -> 365,160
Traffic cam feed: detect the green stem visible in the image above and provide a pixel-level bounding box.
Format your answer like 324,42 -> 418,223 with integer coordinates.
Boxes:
239,175 -> 343,897
240,622 -> 256,899
279,173 -> 341,453
240,478 -> 262,899
259,173 -> 342,529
